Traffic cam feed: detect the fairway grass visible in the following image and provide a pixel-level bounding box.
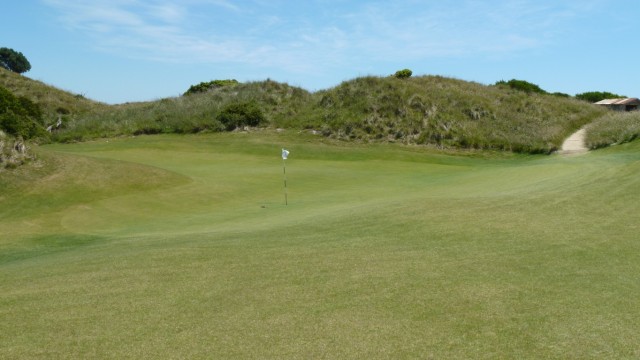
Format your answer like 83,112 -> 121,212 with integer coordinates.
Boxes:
2,132 -> 640,358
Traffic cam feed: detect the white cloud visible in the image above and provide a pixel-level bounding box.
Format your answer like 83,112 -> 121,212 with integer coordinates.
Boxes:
42,0 -> 601,74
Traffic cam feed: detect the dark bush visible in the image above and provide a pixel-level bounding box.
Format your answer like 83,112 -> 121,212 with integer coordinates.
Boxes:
217,102 -> 266,130
0,86 -> 46,139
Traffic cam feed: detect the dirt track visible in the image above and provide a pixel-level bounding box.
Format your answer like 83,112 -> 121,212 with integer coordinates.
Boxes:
559,128 -> 587,155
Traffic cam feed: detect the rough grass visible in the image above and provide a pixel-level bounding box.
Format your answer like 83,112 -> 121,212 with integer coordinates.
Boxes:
0,131 -> 35,170
0,68 -> 108,127
4,71 -> 609,154
304,76 -> 607,153
2,132 -> 640,358
586,110 -> 640,149
53,80 -> 313,142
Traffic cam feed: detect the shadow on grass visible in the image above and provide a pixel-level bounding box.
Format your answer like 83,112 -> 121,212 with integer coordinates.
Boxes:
0,233 -> 104,266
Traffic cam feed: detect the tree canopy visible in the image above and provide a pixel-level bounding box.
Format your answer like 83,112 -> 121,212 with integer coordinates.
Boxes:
0,47 -> 31,74
575,91 -> 626,103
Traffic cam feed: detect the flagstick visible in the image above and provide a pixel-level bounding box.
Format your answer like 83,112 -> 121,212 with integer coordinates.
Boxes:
282,157 -> 288,205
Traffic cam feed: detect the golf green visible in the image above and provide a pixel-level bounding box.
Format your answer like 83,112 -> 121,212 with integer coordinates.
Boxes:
2,132 -> 639,358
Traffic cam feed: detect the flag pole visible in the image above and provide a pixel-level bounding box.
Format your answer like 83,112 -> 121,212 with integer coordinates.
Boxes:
281,148 -> 289,205
283,157 -> 288,205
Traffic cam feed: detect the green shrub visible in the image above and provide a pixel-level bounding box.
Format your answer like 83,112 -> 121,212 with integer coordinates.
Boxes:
576,91 -> 626,103
495,79 -> 547,94
217,102 -> 266,130
184,79 -> 239,95
394,69 -> 413,79
0,86 -> 46,139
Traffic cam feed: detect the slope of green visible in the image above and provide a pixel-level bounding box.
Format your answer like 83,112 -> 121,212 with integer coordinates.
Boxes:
1,132 -> 639,358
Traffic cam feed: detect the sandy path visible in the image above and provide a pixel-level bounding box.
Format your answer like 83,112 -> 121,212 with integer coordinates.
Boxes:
559,128 -> 588,155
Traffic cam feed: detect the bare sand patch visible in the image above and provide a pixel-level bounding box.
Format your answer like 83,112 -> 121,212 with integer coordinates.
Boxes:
558,128 -> 587,155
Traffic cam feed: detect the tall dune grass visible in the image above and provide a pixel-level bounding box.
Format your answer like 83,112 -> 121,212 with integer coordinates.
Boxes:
304,76 -> 606,153
2,68 -> 615,153
0,68 -> 108,125
586,110 -> 640,149
53,80 -> 313,142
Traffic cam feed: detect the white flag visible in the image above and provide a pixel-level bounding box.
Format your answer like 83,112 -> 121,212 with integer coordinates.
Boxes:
282,148 -> 290,160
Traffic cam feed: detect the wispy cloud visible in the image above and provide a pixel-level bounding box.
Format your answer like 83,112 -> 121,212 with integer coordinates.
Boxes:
42,0 -> 602,75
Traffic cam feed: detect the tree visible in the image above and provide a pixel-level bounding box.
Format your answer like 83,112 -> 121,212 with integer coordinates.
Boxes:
394,69 -> 413,79
575,91 -> 625,103
0,48 -> 31,74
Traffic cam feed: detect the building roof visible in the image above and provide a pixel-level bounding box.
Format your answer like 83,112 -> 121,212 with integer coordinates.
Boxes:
595,98 -> 640,105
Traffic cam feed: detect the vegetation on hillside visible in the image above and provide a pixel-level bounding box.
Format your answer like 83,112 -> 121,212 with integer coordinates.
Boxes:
393,68 -> 413,79
49,76 -> 608,153
305,76 -> 605,153
0,86 -> 44,170
0,68 -> 109,169
576,91 -> 626,103
0,131 -> 35,170
4,67 -> 638,154
184,79 -> 239,95
0,67 -> 108,125
586,110 -> 640,149
495,79 -> 547,95
53,80 -> 312,141
0,85 -> 46,139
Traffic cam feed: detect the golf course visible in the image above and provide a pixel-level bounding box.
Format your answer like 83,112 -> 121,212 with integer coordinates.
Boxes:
2,130 -> 639,358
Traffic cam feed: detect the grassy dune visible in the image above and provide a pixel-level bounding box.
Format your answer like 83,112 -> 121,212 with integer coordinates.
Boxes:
305,76 -> 606,152
586,110 -> 640,149
2,132 -> 640,358
0,68 -> 107,122
24,74 -> 605,154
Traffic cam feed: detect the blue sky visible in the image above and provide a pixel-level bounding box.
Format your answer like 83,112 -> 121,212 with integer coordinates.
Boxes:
2,0 -> 639,104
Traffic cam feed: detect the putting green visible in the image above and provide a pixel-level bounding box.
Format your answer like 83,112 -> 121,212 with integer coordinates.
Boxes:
1,132 -> 639,358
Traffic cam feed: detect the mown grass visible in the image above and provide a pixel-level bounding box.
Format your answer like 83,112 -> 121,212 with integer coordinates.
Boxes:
2,132 -> 640,358
586,110 -> 640,149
